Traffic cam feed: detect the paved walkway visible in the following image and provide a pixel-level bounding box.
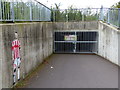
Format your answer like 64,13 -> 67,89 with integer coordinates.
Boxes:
25,54 -> 118,88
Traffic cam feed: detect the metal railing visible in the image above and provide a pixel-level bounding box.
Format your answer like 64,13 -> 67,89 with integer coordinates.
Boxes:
0,0 -> 51,22
52,8 -> 120,29
99,7 -> 120,28
0,0 -> 119,29
52,8 -> 101,22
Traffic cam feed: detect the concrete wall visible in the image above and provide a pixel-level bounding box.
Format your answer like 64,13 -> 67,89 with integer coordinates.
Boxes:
98,21 -> 119,65
1,22 -> 53,88
118,32 -> 120,66
0,25 -> 2,90
1,21 -> 99,89
53,21 -> 98,30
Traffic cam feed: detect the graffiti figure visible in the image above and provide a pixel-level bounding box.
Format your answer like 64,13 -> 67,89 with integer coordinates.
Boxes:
12,32 -> 21,85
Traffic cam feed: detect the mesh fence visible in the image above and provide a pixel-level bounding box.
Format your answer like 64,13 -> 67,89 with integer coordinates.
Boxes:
52,8 -> 100,22
52,8 -> 120,28
0,0 -> 51,22
0,0 -> 120,29
99,8 -> 120,28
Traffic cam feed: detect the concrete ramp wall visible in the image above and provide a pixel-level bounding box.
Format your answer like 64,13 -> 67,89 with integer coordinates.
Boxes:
0,25 -> 2,90
0,21 -> 99,89
0,22 -> 53,88
98,21 -> 119,66
53,21 -> 98,30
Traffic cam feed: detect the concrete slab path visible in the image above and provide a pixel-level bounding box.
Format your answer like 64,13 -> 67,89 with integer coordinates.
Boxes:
24,54 -> 118,88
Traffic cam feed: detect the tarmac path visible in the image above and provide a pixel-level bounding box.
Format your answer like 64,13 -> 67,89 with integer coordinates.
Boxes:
24,54 -> 118,88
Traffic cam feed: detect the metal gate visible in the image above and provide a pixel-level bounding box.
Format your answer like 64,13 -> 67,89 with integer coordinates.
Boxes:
54,30 -> 98,54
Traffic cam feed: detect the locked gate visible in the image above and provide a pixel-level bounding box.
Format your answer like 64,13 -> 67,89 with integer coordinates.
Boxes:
54,30 -> 98,53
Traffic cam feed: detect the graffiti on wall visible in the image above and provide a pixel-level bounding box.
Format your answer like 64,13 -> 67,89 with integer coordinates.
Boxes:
12,32 -> 21,85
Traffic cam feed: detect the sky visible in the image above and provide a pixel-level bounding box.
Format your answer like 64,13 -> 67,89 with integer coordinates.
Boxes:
37,0 -> 120,9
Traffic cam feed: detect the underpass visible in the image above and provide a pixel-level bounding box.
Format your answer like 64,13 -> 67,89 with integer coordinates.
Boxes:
0,21 -> 120,89
20,21 -> 119,88
0,0 -> 120,89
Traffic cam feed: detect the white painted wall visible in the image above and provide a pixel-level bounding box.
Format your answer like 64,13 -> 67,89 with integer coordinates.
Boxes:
98,21 -> 119,65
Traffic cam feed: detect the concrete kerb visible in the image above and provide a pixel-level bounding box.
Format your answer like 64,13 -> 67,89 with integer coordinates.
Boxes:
99,21 -> 119,32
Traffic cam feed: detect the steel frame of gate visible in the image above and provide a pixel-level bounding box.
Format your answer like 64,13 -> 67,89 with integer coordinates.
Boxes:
53,30 -> 98,54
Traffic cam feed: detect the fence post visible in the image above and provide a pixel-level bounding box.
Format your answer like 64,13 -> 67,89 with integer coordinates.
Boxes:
118,8 -> 120,30
82,9 -> 84,21
66,10 -> 68,22
81,9 -> 84,21
0,0 -> 2,21
100,6 -> 103,21
29,0 -> 32,21
10,0 -> 15,22
53,9 -> 55,22
107,8 -> 110,24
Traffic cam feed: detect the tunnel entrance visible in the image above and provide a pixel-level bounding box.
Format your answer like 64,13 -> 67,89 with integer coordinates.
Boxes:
54,30 -> 98,53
